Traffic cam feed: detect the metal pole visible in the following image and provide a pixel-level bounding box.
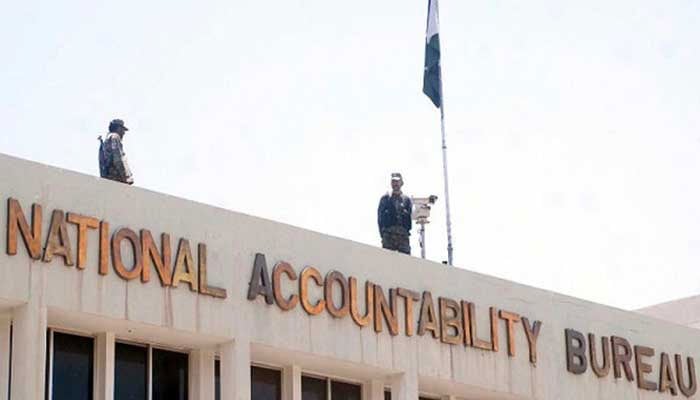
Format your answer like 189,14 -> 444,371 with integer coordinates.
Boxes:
419,223 -> 426,259
438,72 -> 454,266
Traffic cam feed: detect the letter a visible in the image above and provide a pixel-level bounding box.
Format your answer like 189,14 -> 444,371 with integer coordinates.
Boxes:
248,253 -> 274,304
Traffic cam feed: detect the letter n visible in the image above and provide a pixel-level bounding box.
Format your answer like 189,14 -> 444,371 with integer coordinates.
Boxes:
7,199 -> 42,259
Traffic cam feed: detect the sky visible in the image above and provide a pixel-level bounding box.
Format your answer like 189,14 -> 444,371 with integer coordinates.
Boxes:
1,0 -> 699,310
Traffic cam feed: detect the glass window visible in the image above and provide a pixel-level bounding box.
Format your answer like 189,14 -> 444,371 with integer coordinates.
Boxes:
252,366 -> 282,400
44,329 -> 50,400
215,364 -> 281,400
330,381 -> 360,400
384,391 -> 391,400
302,375 -> 327,400
114,342 -> 148,400
7,324 -> 11,400
215,360 -> 221,400
50,332 -> 94,400
152,348 -> 188,400
302,375 -> 363,400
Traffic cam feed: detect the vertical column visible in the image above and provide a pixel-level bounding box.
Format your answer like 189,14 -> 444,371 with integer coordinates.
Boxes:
0,315 -> 11,400
94,332 -> 115,400
282,365 -> 301,400
220,337 -> 251,400
390,371 -> 418,400
189,349 -> 216,400
363,379 -> 385,400
10,302 -> 47,400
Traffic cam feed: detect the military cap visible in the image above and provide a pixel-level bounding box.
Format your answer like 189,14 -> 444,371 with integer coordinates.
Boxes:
109,119 -> 129,132
391,172 -> 403,181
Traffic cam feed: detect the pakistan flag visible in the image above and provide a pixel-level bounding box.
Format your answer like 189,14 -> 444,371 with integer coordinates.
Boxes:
423,0 -> 442,108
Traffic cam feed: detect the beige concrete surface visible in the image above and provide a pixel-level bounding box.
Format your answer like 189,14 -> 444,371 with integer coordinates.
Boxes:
0,153 -> 698,400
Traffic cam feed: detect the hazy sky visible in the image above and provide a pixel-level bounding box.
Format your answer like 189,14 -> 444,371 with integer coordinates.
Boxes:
1,0 -> 699,310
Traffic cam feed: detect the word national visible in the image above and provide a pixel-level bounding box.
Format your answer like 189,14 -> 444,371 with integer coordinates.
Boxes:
247,253 -> 543,363
5,198 -> 226,298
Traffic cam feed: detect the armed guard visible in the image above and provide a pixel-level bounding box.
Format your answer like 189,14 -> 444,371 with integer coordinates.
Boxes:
377,173 -> 413,255
99,119 -> 134,185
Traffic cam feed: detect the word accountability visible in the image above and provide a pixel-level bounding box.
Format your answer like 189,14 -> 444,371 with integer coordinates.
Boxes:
5,198 -> 226,298
247,253 -> 543,363
566,329 -> 697,398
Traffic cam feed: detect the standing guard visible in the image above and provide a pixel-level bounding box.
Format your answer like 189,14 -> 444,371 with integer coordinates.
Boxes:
377,173 -> 413,255
99,119 -> 134,185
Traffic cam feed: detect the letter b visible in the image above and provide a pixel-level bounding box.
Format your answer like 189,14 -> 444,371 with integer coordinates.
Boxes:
566,329 -> 588,375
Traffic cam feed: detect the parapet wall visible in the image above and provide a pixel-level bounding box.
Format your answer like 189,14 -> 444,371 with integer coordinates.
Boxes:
0,153 -> 697,400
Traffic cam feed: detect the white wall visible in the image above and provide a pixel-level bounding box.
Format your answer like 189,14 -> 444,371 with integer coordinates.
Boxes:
638,295 -> 700,329
0,152 -> 698,400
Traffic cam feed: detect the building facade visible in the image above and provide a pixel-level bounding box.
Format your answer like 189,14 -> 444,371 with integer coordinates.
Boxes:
0,153 -> 697,400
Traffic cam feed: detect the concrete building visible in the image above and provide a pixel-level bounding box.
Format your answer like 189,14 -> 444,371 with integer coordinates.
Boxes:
0,152 -> 697,400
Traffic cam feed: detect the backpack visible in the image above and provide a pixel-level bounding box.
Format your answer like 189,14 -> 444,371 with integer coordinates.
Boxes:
98,136 -> 109,177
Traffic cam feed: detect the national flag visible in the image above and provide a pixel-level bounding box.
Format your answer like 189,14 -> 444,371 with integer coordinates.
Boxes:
423,0 -> 442,108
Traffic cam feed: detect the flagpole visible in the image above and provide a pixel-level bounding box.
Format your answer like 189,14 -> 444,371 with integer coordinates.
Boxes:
438,69 -> 454,266
424,0 -> 453,266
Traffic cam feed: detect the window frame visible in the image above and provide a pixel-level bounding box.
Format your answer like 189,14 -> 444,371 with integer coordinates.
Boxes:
148,344 -> 190,400
300,371 -> 363,400
251,363 -> 284,400
46,328 -> 192,400
45,328 -> 96,400
214,360 -> 284,400
113,340 -> 150,400
114,338 -> 190,400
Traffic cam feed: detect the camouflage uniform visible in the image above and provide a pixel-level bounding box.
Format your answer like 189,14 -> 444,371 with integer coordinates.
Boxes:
378,192 -> 412,255
381,225 -> 411,254
103,133 -> 134,184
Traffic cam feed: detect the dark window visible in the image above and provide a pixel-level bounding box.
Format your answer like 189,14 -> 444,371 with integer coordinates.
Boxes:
216,364 -> 281,400
44,329 -> 50,400
385,391 -> 391,400
114,343 -> 148,400
50,332 -> 94,400
331,381 -> 361,400
215,360 -> 221,400
8,324 -> 11,400
252,366 -> 282,400
302,375 -> 327,400
152,348 -> 188,400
